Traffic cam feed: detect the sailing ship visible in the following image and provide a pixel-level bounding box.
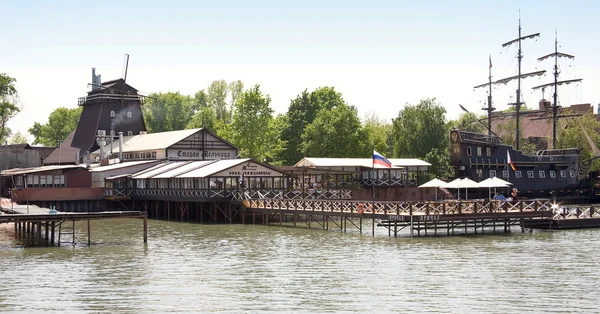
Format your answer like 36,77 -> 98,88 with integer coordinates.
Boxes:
450,19 -> 598,199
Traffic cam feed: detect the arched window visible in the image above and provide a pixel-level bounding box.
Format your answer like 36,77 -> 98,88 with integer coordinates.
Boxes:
127,111 -> 132,118
110,110 -> 116,118
128,131 -> 133,136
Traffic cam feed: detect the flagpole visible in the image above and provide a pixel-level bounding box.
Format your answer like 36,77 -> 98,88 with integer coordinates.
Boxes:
372,149 -> 375,237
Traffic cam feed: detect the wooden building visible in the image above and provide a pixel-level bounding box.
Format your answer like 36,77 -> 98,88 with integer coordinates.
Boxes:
292,157 -> 434,201
90,128 -> 237,163
45,69 -> 147,165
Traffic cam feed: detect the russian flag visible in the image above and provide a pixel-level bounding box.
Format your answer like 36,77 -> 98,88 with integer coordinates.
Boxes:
373,150 -> 392,168
507,150 -> 516,171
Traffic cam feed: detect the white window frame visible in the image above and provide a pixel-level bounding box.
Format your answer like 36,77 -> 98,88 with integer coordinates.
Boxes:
539,170 -> 546,179
489,170 -> 496,178
515,171 -> 522,178
527,171 -> 534,179
550,170 -> 556,178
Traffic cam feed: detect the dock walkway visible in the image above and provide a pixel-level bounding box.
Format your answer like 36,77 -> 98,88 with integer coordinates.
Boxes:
1,198 -> 148,246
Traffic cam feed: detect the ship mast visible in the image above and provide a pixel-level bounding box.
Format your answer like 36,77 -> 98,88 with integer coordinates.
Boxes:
498,17 -> 545,150
473,56 -> 495,138
532,30 -> 583,149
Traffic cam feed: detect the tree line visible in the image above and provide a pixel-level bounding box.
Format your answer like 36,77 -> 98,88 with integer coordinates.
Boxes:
4,73 -> 600,177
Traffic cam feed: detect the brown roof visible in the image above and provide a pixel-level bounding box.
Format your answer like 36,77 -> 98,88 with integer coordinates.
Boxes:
43,131 -> 80,165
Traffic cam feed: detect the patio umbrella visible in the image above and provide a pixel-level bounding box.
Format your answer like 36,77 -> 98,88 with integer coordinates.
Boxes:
457,178 -> 480,199
418,178 -> 447,200
444,178 -> 464,199
478,177 -> 513,200
444,178 -> 479,200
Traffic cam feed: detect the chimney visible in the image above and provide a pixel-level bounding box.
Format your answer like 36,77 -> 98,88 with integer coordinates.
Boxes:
539,99 -> 551,110
91,68 -> 102,90
99,140 -> 104,163
118,132 -> 124,163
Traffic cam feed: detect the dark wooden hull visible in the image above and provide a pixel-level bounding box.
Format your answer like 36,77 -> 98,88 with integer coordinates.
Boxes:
449,129 -> 593,198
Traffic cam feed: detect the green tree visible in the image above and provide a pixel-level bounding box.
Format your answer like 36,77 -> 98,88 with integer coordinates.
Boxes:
447,113 -> 486,133
392,98 -> 450,177
207,80 -> 230,125
301,103 -> 369,158
9,131 -> 27,144
363,112 -> 392,156
143,92 -> 194,133
186,105 -> 219,132
279,87 -> 344,165
29,107 -> 82,146
229,85 -> 279,161
0,73 -> 20,143
558,111 -> 600,170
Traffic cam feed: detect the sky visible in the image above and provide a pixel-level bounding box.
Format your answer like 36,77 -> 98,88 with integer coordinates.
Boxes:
2,0 -> 599,142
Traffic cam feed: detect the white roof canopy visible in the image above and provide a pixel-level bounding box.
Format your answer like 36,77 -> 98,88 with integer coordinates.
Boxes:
294,157 -> 430,169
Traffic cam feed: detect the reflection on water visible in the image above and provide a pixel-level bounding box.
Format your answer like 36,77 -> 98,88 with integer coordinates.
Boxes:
0,219 -> 599,313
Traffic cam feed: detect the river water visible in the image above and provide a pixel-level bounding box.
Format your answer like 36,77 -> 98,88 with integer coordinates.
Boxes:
0,219 -> 598,313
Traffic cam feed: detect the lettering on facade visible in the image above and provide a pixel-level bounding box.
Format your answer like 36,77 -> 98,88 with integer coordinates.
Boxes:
168,149 -> 234,160
228,170 -> 273,176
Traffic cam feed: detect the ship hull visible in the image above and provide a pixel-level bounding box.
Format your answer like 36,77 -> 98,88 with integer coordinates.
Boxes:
450,129 -> 595,200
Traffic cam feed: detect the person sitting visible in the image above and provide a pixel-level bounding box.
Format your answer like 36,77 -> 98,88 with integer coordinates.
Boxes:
494,193 -> 506,201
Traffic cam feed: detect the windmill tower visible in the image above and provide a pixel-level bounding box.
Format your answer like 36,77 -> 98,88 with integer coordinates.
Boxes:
44,55 -> 147,165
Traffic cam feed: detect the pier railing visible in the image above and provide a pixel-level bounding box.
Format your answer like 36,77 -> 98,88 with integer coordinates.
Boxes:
553,205 -> 600,219
242,198 -> 553,216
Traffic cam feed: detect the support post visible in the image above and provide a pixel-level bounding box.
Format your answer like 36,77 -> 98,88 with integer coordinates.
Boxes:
87,219 -> 91,246
143,212 -> 148,243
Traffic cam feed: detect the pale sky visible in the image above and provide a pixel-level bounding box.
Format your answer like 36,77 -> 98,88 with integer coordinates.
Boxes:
3,0 -> 599,142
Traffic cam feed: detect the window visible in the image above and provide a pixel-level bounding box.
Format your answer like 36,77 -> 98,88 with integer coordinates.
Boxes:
486,147 -> 492,156
515,171 -> 522,178
539,170 -> 546,179
560,170 -> 566,178
110,110 -> 116,118
527,171 -> 534,179
128,131 -> 133,136
477,147 -> 482,156
550,170 -> 556,178
127,111 -> 132,118
489,170 -> 496,178
570,170 -> 575,178
476,169 -> 482,178
467,147 -> 472,156
502,170 -> 509,178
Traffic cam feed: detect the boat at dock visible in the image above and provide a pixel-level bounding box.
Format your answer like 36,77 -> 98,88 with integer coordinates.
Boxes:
450,18 -> 599,201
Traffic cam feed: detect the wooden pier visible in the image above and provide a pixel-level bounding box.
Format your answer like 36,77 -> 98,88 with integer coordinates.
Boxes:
523,204 -> 600,229
241,198 -> 554,237
1,200 -> 147,246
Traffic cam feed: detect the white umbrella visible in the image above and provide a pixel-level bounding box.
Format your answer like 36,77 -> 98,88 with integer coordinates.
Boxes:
418,178 -> 447,200
458,178 -> 479,199
478,177 -> 513,200
444,178 -> 479,200
478,177 -> 513,188
444,178 -> 464,199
